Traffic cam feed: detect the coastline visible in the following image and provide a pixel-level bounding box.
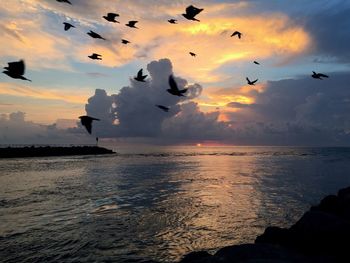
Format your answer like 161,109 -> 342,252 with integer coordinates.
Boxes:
178,186 -> 350,263
0,146 -> 115,158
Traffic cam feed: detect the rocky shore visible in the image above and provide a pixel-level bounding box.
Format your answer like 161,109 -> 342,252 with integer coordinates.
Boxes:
0,146 -> 115,158
179,186 -> 350,263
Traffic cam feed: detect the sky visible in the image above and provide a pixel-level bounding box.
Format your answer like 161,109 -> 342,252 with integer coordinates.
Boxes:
0,0 -> 350,146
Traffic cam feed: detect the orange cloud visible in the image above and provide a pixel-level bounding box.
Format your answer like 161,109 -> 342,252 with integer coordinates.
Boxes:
0,82 -> 89,104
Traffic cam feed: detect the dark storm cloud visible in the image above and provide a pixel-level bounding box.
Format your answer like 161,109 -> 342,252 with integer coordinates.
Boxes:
305,7 -> 350,63
226,72 -> 350,145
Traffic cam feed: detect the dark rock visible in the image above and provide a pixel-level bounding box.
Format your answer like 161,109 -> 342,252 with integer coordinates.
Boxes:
289,211 -> 350,258
310,195 -> 342,216
214,243 -> 312,263
338,186 -> 350,201
255,226 -> 290,246
0,146 -> 114,158
179,251 -> 214,263
178,186 -> 350,263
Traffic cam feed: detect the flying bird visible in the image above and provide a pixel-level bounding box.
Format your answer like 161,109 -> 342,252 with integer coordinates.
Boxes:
126,21 -> 138,28
88,53 -> 102,60
56,0 -> 72,4
87,30 -> 106,40
3,60 -> 31,81
134,69 -> 147,82
312,71 -> 329,80
121,39 -> 130,44
156,105 -> 170,112
231,31 -> 242,39
168,19 -> 177,24
79,116 -> 100,134
103,13 -> 120,23
167,75 -> 187,97
63,22 -> 75,31
253,61 -> 260,65
182,5 -> 203,22
246,77 -> 258,85
189,52 -> 196,57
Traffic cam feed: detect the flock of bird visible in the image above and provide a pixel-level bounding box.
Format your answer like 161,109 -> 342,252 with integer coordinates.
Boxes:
2,0 -> 330,136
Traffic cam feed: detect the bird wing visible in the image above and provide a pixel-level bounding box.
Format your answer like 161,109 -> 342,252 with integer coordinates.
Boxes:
246,77 -> 250,83
169,75 -> 179,91
252,79 -> 258,84
85,122 -> 92,134
108,13 -> 118,18
186,5 -> 203,16
8,60 -> 25,75
129,21 -> 138,26
179,89 -> 188,94
319,73 -> 329,78
231,31 -> 238,36
137,69 -> 143,78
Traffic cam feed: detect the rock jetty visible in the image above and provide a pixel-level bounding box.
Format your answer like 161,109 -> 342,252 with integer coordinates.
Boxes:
0,146 -> 114,158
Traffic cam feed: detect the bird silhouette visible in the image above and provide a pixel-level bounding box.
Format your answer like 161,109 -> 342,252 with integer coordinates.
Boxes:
189,52 -> 196,57
167,75 -> 187,96
134,69 -> 147,82
231,31 -> 242,39
126,21 -> 138,28
121,39 -> 130,44
156,105 -> 170,112
182,5 -> 203,22
63,22 -> 75,31
79,116 -> 100,134
312,71 -> 329,80
87,30 -> 106,40
88,53 -> 102,60
168,19 -> 177,24
246,77 -> 258,85
3,60 -> 31,81
103,13 -> 120,23
56,0 -> 72,4
253,61 -> 260,65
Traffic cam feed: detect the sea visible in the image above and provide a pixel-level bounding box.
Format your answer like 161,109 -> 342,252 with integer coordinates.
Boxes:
1,146 -> 350,263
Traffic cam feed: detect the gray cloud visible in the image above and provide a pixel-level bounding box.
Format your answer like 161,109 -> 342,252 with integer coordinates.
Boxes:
80,58 -> 204,138
305,7 -> 350,63
226,72 -> 350,145
0,112 -> 91,145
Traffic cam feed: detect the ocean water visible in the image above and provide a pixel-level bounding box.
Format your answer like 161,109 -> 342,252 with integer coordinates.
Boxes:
1,146 -> 350,262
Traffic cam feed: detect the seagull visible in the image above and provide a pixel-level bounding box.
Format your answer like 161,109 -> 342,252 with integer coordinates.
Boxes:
79,116 -> 100,134
121,39 -> 130,44
246,77 -> 258,85
88,53 -> 102,60
253,61 -> 260,65
231,31 -> 242,39
156,105 -> 170,112
56,0 -> 72,4
182,5 -> 203,22
312,71 -> 329,80
126,21 -> 138,28
103,13 -> 120,23
168,19 -> 177,24
167,75 -> 187,97
3,60 -> 31,81
87,30 -> 106,40
189,52 -> 196,57
134,69 -> 147,82
63,22 -> 75,31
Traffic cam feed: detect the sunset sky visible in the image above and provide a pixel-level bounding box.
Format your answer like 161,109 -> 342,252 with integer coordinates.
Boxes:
1,0 -> 350,145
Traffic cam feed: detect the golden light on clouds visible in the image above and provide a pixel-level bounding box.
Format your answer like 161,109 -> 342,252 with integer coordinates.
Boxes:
0,83 -> 89,104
